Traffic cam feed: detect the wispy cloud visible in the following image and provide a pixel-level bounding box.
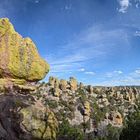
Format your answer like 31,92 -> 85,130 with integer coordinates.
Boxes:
106,70 -> 123,78
130,68 -> 140,78
135,69 -> 140,74
64,4 -> 72,10
85,71 -> 96,76
135,0 -> 140,8
118,0 -> 130,13
78,68 -> 85,72
95,78 -> 140,86
114,70 -> 123,74
95,69 -> 140,86
134,31 -> 140,37
47,24 -> 130,75
35,0 -> 40,4
117,0 -> 140,13
49,63 -> 81,74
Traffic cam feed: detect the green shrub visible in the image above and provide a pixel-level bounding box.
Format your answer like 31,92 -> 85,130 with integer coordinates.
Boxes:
57,119 -> 84,140
120,107 -> 140,140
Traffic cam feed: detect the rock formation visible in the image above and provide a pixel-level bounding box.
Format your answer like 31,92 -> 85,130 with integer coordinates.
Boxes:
53,87 -> 61,97
0,18 -> 49,86
87,85 -> 93,94
83,101 -> 90,116
59,79 -> 67,91
37,77 -> 140,138
21,100 -> 58,139
0,18 -> 58,140
69,77 -> 78,91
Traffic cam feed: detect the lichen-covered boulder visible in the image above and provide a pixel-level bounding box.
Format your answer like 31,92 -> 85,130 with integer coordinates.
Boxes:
83,101 -> 90,116
53,87 -> 60,97
49,76 -> 55,87
87,85 -> 93,94
113,111 -> 123,126
20,100 -> 58,140
0,18 -> 49,83
107,111 -> 123,126
59,79 -> 67,91
49,76 -> 59,88
69,77 -> 77,91
54,78 -> 59,88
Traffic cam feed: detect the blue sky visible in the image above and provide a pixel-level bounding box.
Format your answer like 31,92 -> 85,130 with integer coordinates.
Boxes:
0,0 -> 140,86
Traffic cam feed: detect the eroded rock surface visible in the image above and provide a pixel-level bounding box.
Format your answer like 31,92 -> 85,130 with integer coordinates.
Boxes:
0,92 -> 58,140
0,18 -> 58,140
0,18 -> 49,84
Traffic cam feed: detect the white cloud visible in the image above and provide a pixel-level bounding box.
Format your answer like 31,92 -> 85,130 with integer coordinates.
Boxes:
85,71 -> 96,75
118,0 -> 140,13
128,69 -> 140,78
114,70 -> 123,74
118,0 -> 130,13
98,69 -> 140,86
135,69 -> 140,74
35,0 -> 39,4
136,3 -> 139,8
49,63 -> 81,73
134,31 -> 140,37
64,5 -> 72,10
47,24 -> 130,75
78,68 -> 85,72
106,70 -> 123,78
116,76 -> 140,85
135,0 -> 140,8
49,24 -> 129,58
95,78 -> 140,86
48,53 -> 89,65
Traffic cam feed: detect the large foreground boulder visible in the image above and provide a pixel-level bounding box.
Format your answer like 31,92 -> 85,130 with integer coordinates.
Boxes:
0,18 -> 49,83
21,100 -> 58,140
0,93 -> 58,140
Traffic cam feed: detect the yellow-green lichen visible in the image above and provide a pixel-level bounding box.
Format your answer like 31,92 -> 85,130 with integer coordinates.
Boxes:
0,18 -> 50,82
20,105 -> 58,140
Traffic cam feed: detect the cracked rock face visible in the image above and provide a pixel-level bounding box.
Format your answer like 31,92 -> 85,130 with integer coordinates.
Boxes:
0,18 -> 57,140
0,93 -> 58,140
0,18 -> 49,84
20,100 -> 58,140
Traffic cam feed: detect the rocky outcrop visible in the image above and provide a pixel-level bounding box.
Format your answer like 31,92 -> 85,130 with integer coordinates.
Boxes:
36,78 -> 140,137
21,100 -> 58,140
0,18 -> 49,85
53,87 -> 61,97
49,77 -> 55,87
69,77 -> 78,91
106,111 -> 123,126
0,94 -> 27,140
0,18 -> 58,140
49,76 -> 59,88
113,111 -> 123,125
59,79 -> 67,91
48,77 -> 78,94
0,92 -> 58,140
87,85 -> 93,94
83,101 -> 90,116
79,82 -> 84,89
